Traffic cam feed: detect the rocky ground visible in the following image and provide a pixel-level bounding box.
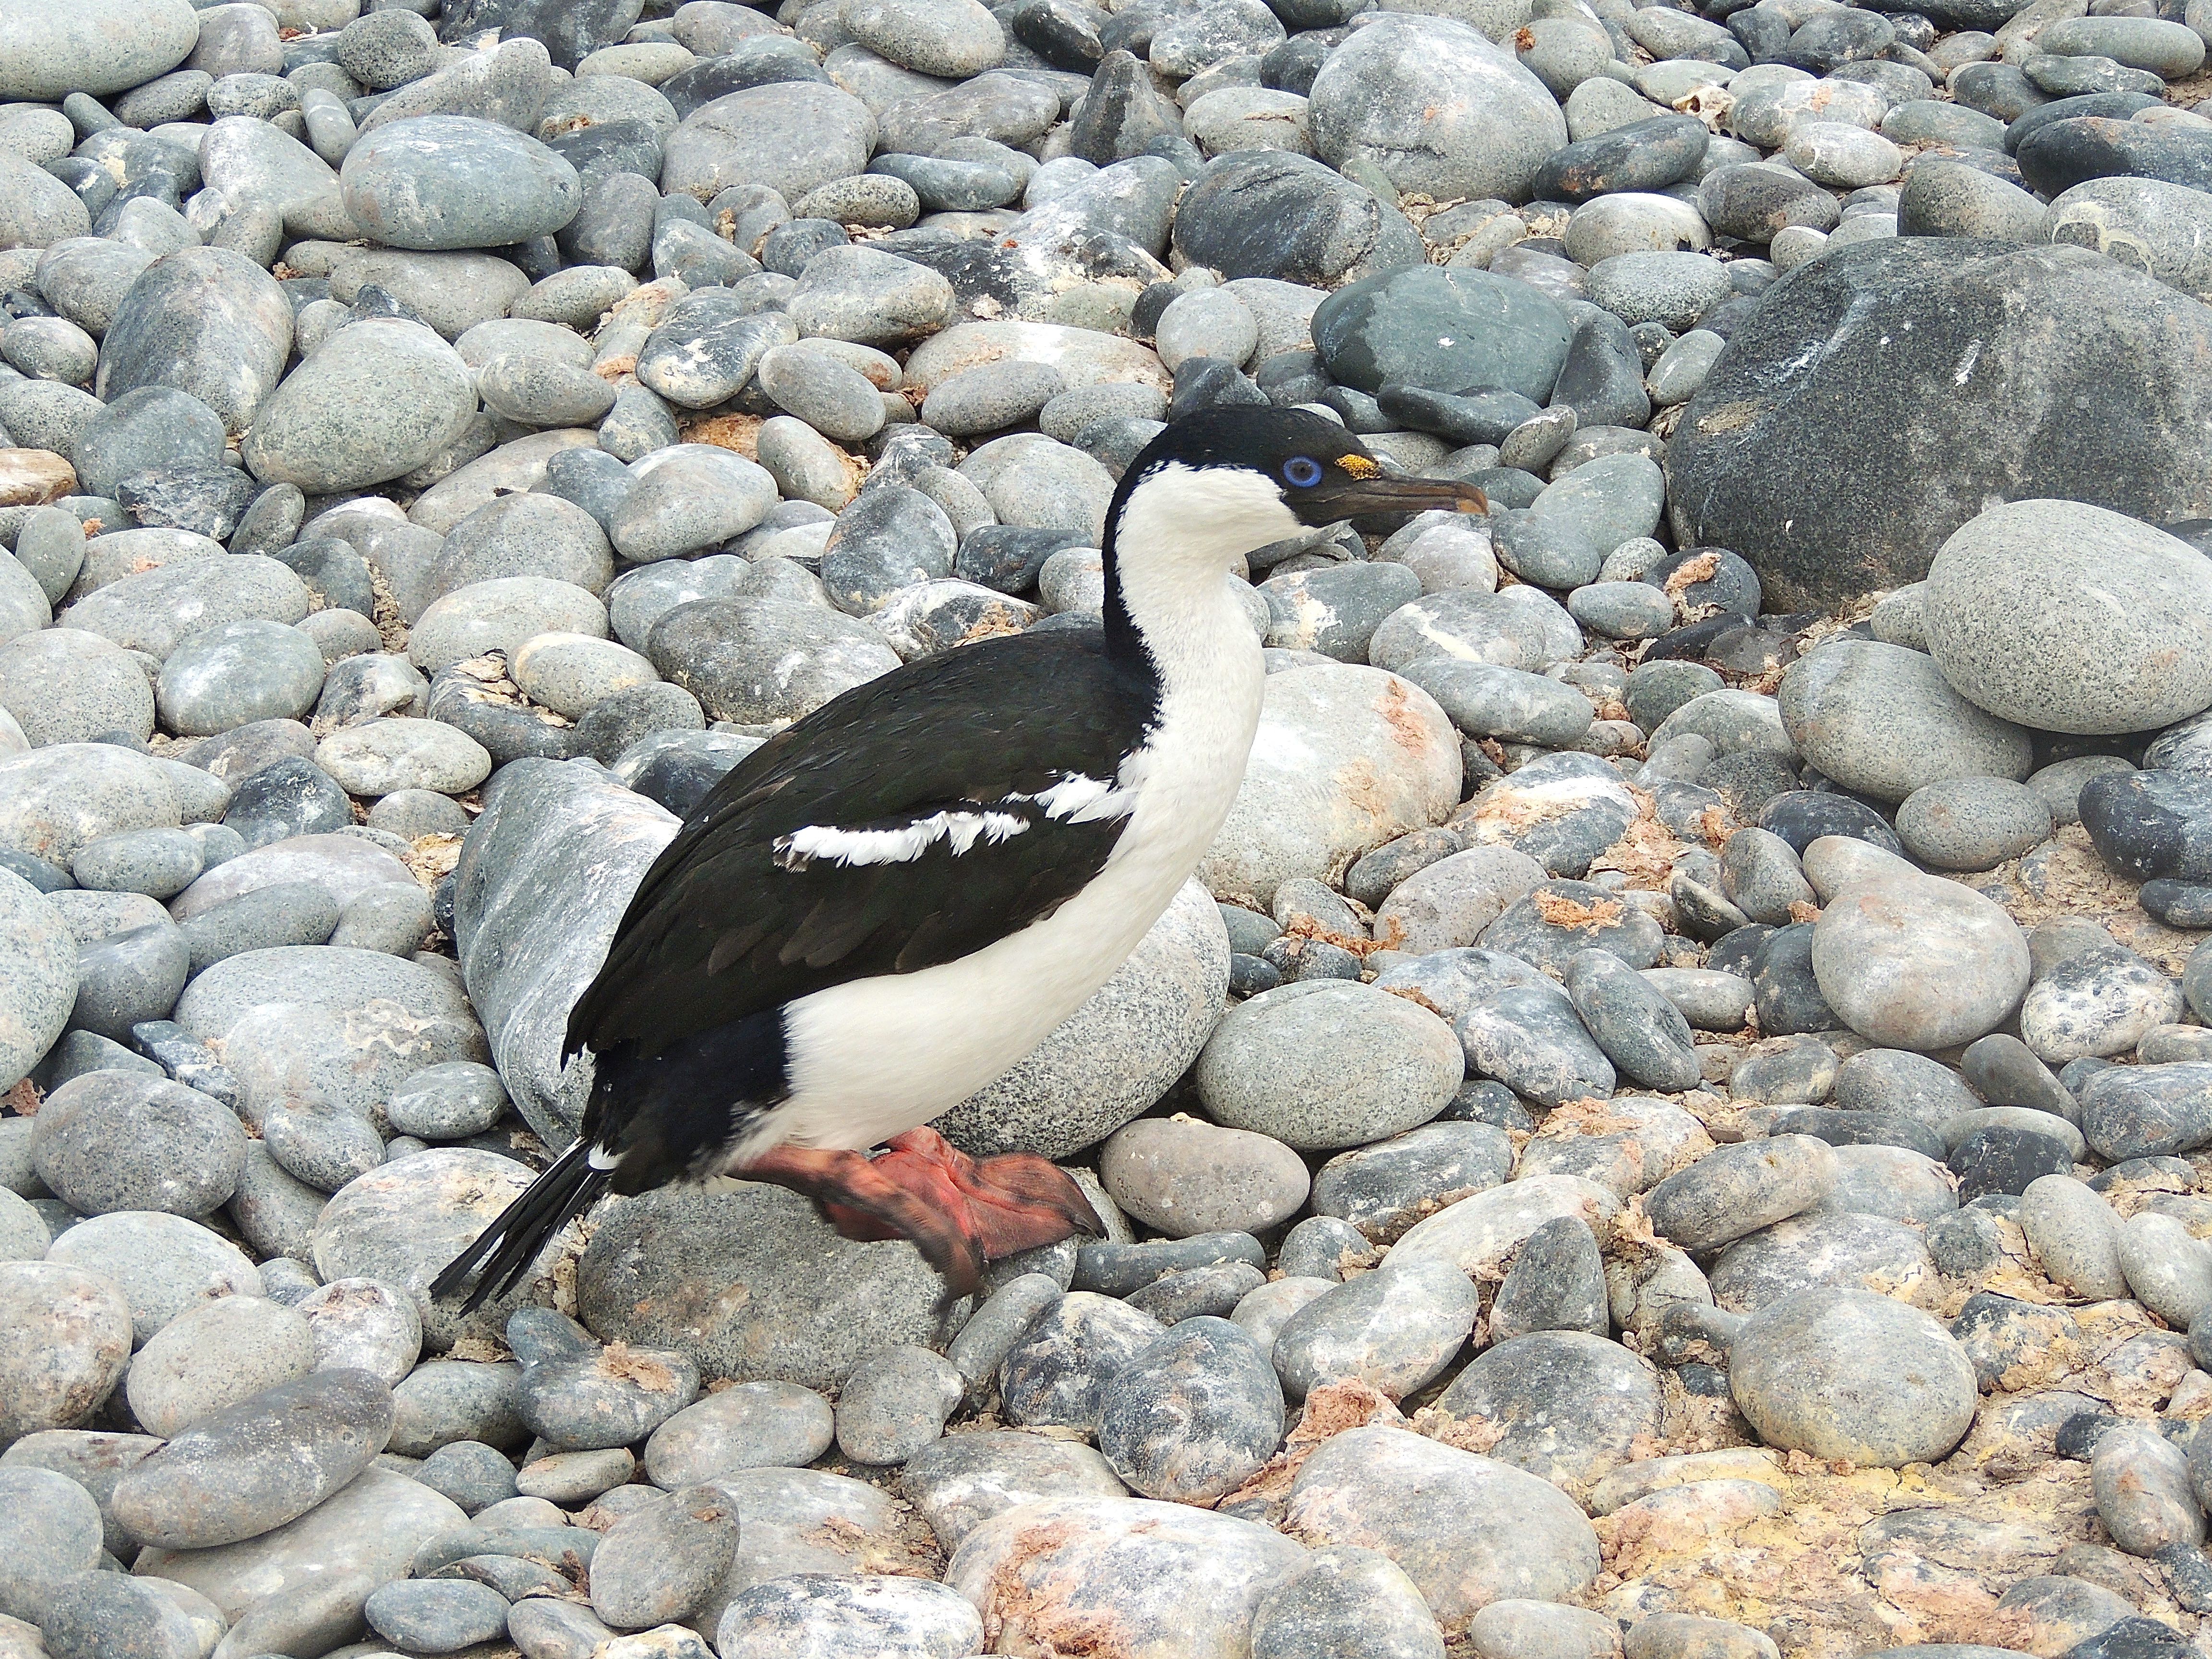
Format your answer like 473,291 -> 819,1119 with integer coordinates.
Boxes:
4,0 -> 2212,1655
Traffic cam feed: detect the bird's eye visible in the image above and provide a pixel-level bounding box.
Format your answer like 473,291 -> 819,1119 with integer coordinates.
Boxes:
1282,456 -> 1323,488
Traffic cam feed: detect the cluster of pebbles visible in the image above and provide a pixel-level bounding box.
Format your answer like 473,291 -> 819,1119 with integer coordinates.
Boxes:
8,0 -> 2212,1652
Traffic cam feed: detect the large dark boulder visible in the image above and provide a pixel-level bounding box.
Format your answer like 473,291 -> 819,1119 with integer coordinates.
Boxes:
1668,238 -> 2212,611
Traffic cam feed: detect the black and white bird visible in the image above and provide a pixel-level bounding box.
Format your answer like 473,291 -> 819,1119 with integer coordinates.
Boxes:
433,407 -> 1488,1310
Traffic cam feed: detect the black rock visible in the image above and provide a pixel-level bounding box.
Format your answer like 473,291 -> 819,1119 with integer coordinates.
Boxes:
2081,769 -> 2212,882
1707,922 -> 1774,980
1961,1033 -> 2076,1118
545,116 -> 663,180
1072,48 -> 1182,161
1259,32 -> 1336,95
1375,385 -> 1541,447
2140,879 -> 2212,928
1124,1262 -> 1266,1324
1097,1318 -> 1282,1505
2005,92 -> 2164,158
1769,1106 -> 1948,1161
1783,7 -> 1893,70
1011,0 -> 1106,69
1074,1232 -> 1267,1296
2018,115 -> 2212,197
1948,61 -> 2050,120
425,663 -> 575,765
1729,5 -> 1793,59
1170,355 -> 1269,419
2065,1615 -> 2198,1659
1549,308 -> 1649,430
1490,1214 -> 1608,1340
662,48 -> 830,119
1756,790 -> 1903,854
1752,923 -> 1840,1036
1670,239 -> 2212,609
1948,1126 -> 2075,1202
1169,149 -> 1424,287
1697,163 -> 1839,242
759,218 -> 849,278
221,755 -> 352,850
1646,546 -> 1760,619
1530,114 -> 1710,204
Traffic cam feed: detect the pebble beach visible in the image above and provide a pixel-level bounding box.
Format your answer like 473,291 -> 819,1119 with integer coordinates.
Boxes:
4,0 -> 2212,1653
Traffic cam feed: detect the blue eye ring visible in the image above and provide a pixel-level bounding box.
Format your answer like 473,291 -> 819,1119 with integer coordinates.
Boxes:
1283,455 -> 1323,488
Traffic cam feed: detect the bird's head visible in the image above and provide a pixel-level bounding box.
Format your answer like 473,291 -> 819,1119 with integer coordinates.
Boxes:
1106,406 -> 1492,575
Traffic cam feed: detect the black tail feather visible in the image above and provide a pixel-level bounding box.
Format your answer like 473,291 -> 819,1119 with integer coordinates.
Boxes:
431,1139 -> 610,1315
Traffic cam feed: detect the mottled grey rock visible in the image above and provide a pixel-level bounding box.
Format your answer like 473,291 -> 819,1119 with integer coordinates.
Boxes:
1728,1286 -> 1977,1467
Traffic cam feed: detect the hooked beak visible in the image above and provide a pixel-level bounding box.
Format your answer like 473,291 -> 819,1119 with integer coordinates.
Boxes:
1289,475 -> 1491,526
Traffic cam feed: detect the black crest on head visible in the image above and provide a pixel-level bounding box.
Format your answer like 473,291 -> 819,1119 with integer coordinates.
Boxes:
1100,407 -> 1382,655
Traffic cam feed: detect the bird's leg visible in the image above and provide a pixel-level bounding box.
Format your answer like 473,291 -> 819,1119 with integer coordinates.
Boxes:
734,1129 -> 1102,1300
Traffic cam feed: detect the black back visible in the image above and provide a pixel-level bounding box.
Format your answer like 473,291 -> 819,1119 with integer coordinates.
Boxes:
565,625 -> 1162,1064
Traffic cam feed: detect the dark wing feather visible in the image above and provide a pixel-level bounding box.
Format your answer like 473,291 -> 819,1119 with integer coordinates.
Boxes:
565,626 -> 1159,1062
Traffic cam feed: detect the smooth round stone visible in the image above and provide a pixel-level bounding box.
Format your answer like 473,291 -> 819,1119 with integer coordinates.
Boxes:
68,827 -> 199,901
1564,948 -> 1702,1091
717,1575 -> 985,1659
1284,1427 -> 1599,1624
2044,177 -> 2212,308
412,1441 -> 517,1515
503,632 -> 654,720
1099,1117 -> 1309,1238
0,627 -> 153,747
155,620 -> 325,737
383,1062 -> 509,1141
0,1262 -> 132,1445
0,0 -> 201,99
340,115 -> 580,251
31,1072 -> 245,1218
1778,639 -> 2030,803
644,1381 -> 835,1487
0,1464 -> 102,1625
588,1482 -> 741,1630
1709,1212 -> 1936,1311
2021,945 -> 2186,1064
1432,1330 -> 1662,1487
1923,500 -> 2212,735
922,361 -> 1070,439
1096,1317 -> 1283,1503
1272,1257 -> 1478,1401
36,1574 -> 206,1659
296,1276 -> 423,1387
1490,1214 -> 1609,1341
998,1292 -> 1167,1433
1308,1121 -> 1514,1241
1729,1286 -> 1975,1467
112,1368 -> 395,1551
1895,777 -> 2052,871
241,319 -> 477,496
2018,1174 -> 2127,1298
1784,120 -> 1903,187
2027,755 -> 2133,828
648,595 -> 899,723
834,1344 -> 963,1465
1811,874 -> 2030,1050
313,718 -> 492,798
663,80 -> 878,207
365,1579 -> 512,1654
409,578 -> 608,679
2038,14 -> 2205,76
1643,1134 -> 1836,1252
900,1430 -> 1127,1555
1195,980 -> 1462,1151
125,1294 -> 316,1438
1251,1546 -> 1443,1659
38,1217 -> 249,1355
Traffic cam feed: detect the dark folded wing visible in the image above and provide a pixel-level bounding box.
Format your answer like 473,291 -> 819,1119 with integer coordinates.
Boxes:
566,626 -> 1159,1061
